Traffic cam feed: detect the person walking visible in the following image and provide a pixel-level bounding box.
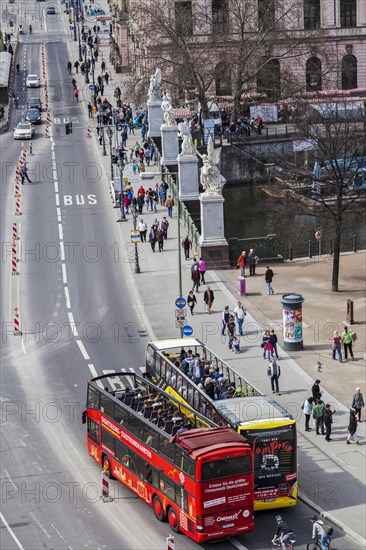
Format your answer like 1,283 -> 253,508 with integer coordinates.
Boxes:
324,403 -> 336,441
181,235 -> 192,260
74,88 -> 79,102
347,408 -> 360,445
67,60 -> 72,73
303,396 -> 314,431
342,325 -> 355,360
267,359 -> 281,394
165,195 -> 174,218
227,316 -> 236,350
101,60 -> 106,72
138,219 -> 147,242
221,306 -> 231,336
261,330 -> 270,358
233,301 -> 246,336
264,338 -> 275,361
191,265 -> 200,293
311,379 -> 322,401
104,71 -> 109,85
269,329 -> 279,358
312,399 -> 325,435
74,60 -> 79,73
198,257 -> 206,284
20,164 -> 32,184
204,286 -> 214,314
248,249 -> 257,276
161,217 -> 169,239
236,251 -> 247,277
148,227 -> 156,252
187,291 -> 197,315
16,63 -> 20,74
156,228 -> 164,252
265,265 -> 274,294
332,330 -> 343,362
310,516 -> 330,550
352,387 -> 364,422
87,102 -> 93,118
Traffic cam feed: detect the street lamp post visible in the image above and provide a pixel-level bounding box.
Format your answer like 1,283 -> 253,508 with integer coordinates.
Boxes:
76,13 -> 82,61
72,2 -> 77,41
117,159 -> 126,221
107,127 -> 113,180
84,46 -> 89,84
132,207 -> 141,273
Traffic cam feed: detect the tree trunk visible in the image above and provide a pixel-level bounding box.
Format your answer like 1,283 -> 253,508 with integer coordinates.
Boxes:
231,91 -> 242,124
331,221 -> 342,292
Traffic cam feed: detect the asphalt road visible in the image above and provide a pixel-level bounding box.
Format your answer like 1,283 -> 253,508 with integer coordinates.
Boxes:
0,2 -> 363,550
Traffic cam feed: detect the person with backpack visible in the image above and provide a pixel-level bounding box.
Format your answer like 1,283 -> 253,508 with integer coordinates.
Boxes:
267,359 -> 281,394
310,515 -> 333,550
342,325 -> 355,360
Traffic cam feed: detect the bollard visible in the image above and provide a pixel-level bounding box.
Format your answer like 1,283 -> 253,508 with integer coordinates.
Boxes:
308,239 -> 312,258
29,142 -> 33,155
346,299 -> 354,325
13,307 -> 22,335
15,197 -> 22,215
353,234 -> 357,253
12,222 -> 19,241
166,536 -> 175,550
329,238 -> 333,256
288,243 -> 293,261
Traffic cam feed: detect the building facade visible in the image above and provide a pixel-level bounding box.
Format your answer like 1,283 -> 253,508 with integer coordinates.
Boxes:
111,0 -> 366,104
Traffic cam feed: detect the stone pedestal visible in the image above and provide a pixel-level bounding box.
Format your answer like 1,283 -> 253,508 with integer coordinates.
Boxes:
160,125 -> 179,168
178,154 -> 199,201
199,193 -> 229,268
147,100 -> 164,138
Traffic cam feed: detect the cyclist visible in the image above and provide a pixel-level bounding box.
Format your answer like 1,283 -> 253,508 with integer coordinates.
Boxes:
16,63 -> 20,74
310,515 -> 330,550
13,93 -> 19,108
29,24 -> 32,33
272,515 -> 295,549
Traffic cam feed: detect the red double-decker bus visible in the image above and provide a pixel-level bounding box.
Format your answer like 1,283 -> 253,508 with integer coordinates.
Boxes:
84,372 -> 254,543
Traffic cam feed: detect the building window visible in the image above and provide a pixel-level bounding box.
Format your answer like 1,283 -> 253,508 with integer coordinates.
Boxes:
257,58 -> 281,100
212,0 -> 229,34
175,1 -> 193,35
342,54 -> 357,89
340,0 -> 357,28
215,63 -> 232,96
304,0 -> 320,30
258,0 -> 275,30
306,57 -> 322,91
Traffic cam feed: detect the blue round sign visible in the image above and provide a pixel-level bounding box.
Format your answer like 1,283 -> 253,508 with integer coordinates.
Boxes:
182,325 -> 193,337
175,297 -> 186,309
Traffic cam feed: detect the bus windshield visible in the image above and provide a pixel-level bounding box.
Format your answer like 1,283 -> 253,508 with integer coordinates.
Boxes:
202,455 -> 252,480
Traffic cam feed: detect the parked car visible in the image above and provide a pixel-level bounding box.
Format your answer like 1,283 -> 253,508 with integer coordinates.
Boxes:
14,122 -> 35,140
27,98 -> 42,111
25,108 -> 42,124
26,74 -> 41,88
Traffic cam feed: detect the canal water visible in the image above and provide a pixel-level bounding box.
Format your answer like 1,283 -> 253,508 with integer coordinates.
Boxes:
223,183 -> 366,260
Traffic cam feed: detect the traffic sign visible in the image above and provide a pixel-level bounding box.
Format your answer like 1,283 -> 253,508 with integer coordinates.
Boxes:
175,309 -> 186,320
182,325 -> 193,337
88,84 -> 95,92
175,319 -> 187,328
175,297 -> 186,309
130,230 -> 141,243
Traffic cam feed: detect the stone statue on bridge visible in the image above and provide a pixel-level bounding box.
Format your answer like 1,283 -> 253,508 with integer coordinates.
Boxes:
161,90 -> 177,127
197,137 -> 226,196
148,68 -> 162,102
178,119 -> 196,156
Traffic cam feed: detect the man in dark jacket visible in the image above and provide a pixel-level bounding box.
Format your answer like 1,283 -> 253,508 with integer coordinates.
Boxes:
324,404 -> 336,442
347,408 -> 360,445
265,266 -> 274,294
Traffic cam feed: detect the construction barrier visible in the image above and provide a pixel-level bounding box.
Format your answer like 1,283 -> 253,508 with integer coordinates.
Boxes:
15,197 -> 22,215
29,142 -> 33,155
12,222 -> 19,241
101,467 -> 112,502
14,178 -> 21,197
13,308 -> 22,335
12,253 -> 19,276
166,536 -> 175,550
87,127 -> 91,138
44,124 -> 50,138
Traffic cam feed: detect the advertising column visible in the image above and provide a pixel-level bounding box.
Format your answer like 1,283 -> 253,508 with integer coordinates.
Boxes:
280,293 -> 305,351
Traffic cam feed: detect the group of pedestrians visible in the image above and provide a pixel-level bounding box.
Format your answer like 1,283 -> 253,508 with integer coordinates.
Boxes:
332,325 -> 356,362
303,382 -> 364,444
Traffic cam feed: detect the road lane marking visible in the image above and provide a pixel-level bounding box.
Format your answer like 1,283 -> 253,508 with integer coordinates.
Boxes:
0,512 -> 25,550
55,193 -> 60,206
60,241 -> 65,261
67,312 -> 78,336
76,340 -> 90,360
61,263 -> 67,284
58,223 -> 63,241
54,180 -> 59,193
64,287 -> 71,309
231,540 -> 249,550
88,363 -> 98,377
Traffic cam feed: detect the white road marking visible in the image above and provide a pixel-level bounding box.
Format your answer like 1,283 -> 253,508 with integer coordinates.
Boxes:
61,263 -> 67,284
88,363 -> 98,377
0,512 -> 25,550
76,340 -> 90,360
28,512 -> 51,540
60,241 -> 65,261
231,540 -> 249,550
21,339 -> 27,355
54,180 -> 59,193
67,312 -> 78,336
58,223 -> 63,241
64,286 -> 71,309
55,193 -> 60,206
51,151 -> 55,160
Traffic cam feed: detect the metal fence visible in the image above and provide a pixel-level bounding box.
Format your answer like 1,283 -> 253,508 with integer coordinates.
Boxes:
228,232 -> 365,265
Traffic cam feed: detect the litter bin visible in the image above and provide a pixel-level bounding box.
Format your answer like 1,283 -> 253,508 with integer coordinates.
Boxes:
280,293 -> 305,351
237,276 -> 246,296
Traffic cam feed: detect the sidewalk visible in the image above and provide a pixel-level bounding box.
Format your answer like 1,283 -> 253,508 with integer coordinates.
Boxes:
65,13 -> 366,546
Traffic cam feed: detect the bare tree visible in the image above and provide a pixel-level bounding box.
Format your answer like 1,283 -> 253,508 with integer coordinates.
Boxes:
277,99 -> 366,291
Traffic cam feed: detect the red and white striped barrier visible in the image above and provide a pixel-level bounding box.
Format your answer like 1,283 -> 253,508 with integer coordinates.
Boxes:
14,177 -> 21,197
15,197 -> 22,216
87,127 -> 91,138
12,223 -> 19,241
46,112 -> 51,124
29,142 -> 33,155
12,254 -> 19,276
101,468 -> 112,502
13,307 -> 22,335
166,536 -> 175,550
15,162 -> 20,181
44,124 -> 50,138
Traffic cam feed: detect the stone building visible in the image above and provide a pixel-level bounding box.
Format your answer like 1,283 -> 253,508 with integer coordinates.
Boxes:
111,0 -> 366,103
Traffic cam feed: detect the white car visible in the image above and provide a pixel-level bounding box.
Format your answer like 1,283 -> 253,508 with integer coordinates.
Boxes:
26,74 -> 41,88
14,122 -> 35,140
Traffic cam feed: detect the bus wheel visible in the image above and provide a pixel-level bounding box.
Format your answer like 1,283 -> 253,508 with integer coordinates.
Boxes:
103,456 -> 114,479
168,507 -> 179,533
153,496 -> 165,522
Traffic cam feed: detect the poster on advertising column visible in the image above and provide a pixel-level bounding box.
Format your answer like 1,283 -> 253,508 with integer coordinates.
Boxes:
283,308 -> 303,343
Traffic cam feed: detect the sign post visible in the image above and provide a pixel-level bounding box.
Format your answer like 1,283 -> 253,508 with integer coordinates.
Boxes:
315,228 -> 322,258
175,297 -> 186,337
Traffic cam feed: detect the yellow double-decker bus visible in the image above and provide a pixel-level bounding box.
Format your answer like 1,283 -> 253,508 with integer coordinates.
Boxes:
146,338 -> 297,511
